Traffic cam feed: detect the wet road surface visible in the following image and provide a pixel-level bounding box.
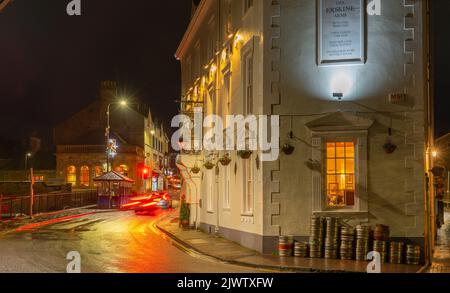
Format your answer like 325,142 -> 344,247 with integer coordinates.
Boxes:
0,210 -> 266,273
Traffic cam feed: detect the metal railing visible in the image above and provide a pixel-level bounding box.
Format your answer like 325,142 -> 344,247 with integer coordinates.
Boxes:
0,191 -> 97,220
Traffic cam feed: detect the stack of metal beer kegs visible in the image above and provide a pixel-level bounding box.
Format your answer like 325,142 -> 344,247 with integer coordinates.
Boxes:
309,216 -> 324,258
373,224 -> 390,263
340,225 -> 355,260
389,242 -> 404,264
324,217 -> 340,259
355,225 -> 371,261
406,245 -> 421,265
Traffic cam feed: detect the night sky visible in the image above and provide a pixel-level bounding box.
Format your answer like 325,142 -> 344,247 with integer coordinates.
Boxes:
0,0 -> 192,146
0,0 -> 449,147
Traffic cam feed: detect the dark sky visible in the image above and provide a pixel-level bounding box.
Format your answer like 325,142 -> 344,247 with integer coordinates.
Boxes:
0,0 -> 192,145
0,0 -> 449,146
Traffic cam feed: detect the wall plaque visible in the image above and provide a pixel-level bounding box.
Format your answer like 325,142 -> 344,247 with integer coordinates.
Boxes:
318,0 -> 366,65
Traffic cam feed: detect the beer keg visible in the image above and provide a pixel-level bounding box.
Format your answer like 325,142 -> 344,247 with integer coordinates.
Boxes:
406,245 -> 421,265
373,240 -> 388,263
279,236 -> 294,257
389,241 -> 404,264
374,224 -> 390,241
294,242 -> 309,258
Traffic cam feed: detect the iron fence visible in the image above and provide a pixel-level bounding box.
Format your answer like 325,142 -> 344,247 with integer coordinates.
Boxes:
0,190 -> 97,220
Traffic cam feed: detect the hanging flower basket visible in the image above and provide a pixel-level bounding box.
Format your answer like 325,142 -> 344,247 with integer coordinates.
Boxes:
191,166 -> 201,174
204,161 -> 215,170
219,154 -> 232,166
282,143 -> 295,155
238,150 -> 253,159
383,142 -> 397,154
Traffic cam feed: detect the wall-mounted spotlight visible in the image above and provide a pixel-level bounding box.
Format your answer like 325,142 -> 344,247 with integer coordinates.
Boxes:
333,93 -> 344,101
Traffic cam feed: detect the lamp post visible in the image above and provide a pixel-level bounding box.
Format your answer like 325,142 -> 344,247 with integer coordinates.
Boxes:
24,152 -> 32,171
106,100 -> 128,172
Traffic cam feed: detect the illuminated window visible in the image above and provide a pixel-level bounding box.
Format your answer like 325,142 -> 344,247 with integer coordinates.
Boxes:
80,166 -> 90,187
116,165 -> 129,176
326,142 -> 355,208
67,166 -> 76,186
95,166 -> 103,178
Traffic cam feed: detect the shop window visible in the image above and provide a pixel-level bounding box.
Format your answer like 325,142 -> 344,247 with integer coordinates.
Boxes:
67,166 -> 76,186
80,166 -> 90,187
326,142 -> 355,207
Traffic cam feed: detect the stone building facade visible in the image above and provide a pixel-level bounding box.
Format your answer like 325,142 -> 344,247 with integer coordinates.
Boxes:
176,0 -> 434,255
55,81 -> 169,192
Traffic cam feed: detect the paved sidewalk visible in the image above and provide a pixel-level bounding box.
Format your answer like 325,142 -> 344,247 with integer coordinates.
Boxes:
427,211 -> 450,273
156,212 -> 421,273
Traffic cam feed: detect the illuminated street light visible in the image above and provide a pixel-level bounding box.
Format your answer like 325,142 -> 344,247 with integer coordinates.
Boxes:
25,152 -> 32,170
106,99 -> 130,172
432,150 -> 438,158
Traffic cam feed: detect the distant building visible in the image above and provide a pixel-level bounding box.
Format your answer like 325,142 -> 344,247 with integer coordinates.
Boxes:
176,0 -> 433,254
54,81 -> 169,192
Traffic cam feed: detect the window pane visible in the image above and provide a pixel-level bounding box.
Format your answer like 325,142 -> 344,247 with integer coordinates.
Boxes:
336,142 -> 345,157
327,159 -> 336,173
346,159 -> 355,174
327,143 -> 335,158
346,142 -> 355,157
336,159 -> 345,174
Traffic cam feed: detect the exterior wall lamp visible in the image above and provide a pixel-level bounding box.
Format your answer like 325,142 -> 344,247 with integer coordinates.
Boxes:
333,93 -> 344,100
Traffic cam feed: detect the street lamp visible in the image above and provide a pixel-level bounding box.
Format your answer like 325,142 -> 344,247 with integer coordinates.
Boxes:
25,152 -> 32,170
106,100 -> 129,172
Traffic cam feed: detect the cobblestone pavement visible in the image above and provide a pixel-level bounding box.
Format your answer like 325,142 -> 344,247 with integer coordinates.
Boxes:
427,211 -> 450,273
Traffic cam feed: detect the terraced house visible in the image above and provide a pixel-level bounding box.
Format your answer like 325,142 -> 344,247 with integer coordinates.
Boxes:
176,0 -> 435,257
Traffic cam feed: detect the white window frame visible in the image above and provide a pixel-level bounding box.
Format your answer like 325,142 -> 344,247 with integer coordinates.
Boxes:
241,38 -> 255,116
222,163 -> 231,210
243,0 -> 253,15
242,154 -> 254,216
206,169 -> 215,213
311,131 -> 369,216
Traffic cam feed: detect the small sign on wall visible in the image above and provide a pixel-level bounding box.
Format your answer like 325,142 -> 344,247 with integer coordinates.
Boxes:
317,0 -> 366,65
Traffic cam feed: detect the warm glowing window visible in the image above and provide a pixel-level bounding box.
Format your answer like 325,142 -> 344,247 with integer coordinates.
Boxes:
326,142 -> 355,207
80,166 -> 90,187
95,166 -> 103,178
67,166 -> 76,186
116,165 -> 129,176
